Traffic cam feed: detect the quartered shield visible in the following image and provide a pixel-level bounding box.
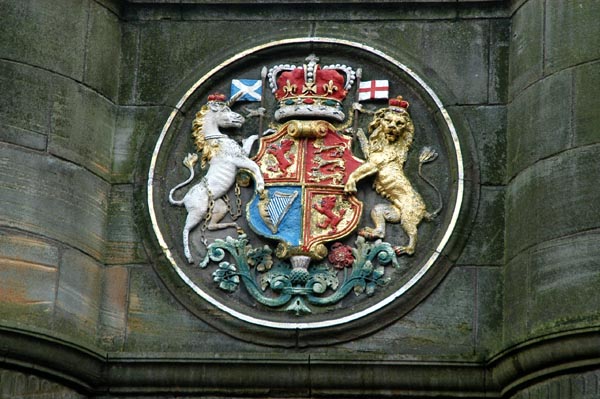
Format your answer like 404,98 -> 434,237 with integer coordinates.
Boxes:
247,120 -> 364,259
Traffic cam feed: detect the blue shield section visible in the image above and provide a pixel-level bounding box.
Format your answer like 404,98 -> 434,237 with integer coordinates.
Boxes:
247,186 -> 302,246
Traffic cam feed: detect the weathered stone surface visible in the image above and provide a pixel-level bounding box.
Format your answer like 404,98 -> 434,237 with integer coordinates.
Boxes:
505,144 -> 600,261
0,61 -> 51,150
113,106 -> 170,183
127,2 -> 460,22
507,68 -> 572,179
0,0 -> 87,80
458,186 -> 505,266
0,230 -> 58,328
0,368 -> 85,399
124,266 -> 262,353
510,367 -> 600,399
117,24 -> 139,106
48,76 -> 117,180
509,0 -> 543,97
502,250 -> 528,346
316,20 -> 489,105
574,61 -> 600,147
528,231 -> 600,337
84,0 -> 122,101
475,266 -> 502,357
545,1 -> 600,74
55,249 -> 103,341
127,21 -> 313,106
333,267 -> 476,359
461,105 -> 507,185
106,185 -> 146,264
98,265 -> 129,350
489,19 -> 510,104
0,144 -> 110,261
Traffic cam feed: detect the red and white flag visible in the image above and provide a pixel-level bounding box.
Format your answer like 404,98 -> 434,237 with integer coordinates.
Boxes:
358,80 -> 389,101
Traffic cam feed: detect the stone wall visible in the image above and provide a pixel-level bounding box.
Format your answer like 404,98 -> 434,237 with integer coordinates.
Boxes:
504,0 -> 600,360
0,0 -> 598,397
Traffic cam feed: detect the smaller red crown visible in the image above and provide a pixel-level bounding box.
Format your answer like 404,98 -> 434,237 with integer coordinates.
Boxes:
388,96 -> 410,110
207,93 -> 227,102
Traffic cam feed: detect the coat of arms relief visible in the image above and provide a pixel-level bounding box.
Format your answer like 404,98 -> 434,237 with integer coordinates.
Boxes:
169,55 -> 442,316
148,39 -> 464,333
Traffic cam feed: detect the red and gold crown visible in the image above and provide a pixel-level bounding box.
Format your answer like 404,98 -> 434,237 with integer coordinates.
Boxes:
268,54 -> 355,122
388,96 -> 410,112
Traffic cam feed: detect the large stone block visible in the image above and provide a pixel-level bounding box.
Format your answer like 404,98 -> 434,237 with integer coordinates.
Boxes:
112,106 -> 170,183
124,266 -> 260,353
489,19 -> 510,104
507,69 -> 572,179
0,145 -> 110,261
461,105 -> 507,185
0,0 -> 87,80
510,365 -> 600,399
105,185 -> 146,265
55,249 -> 103,341
509,0 -> 543,98
458,186 -> 505,266
48,76 -> 117,180
127,21 -> 314,106
528,231 -> 600,337
0,368 -> 85,399
574,61 -> 600,147
0,230 -> 59,328
333,267 -> 476,359
84,0 -> 121,101
98,265 -> 129,350
545,0 -> 600,74
502,249 -> 528,346
316,19 -> 490,105
475,266 -> 502,357
505,144 -> 600,261
0,61 -> 51,151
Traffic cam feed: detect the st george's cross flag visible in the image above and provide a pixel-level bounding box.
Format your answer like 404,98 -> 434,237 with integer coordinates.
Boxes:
231,79 -> 262,102
358,80 -> 389,101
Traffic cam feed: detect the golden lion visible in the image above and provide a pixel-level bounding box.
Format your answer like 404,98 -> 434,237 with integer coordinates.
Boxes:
344,102 -> 440,255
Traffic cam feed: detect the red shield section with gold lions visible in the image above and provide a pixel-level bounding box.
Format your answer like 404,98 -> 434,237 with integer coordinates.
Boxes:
247,120 -> 363,259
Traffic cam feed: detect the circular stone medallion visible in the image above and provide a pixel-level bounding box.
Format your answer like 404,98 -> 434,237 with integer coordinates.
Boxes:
147,38 -> 465,345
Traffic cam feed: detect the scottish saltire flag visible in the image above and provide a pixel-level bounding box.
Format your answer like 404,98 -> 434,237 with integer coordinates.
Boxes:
231,79 -> 262,102
358,80 -> 389,101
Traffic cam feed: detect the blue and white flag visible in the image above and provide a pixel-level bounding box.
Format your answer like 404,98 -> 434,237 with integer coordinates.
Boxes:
231,79 -> 262,102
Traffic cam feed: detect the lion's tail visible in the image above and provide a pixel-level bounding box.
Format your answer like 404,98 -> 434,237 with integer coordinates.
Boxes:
168,153 -> 199,206
418,146 -> 443,218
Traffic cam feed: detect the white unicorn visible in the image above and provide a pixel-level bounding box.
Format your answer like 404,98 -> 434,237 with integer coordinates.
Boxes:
169,94 -> 264,263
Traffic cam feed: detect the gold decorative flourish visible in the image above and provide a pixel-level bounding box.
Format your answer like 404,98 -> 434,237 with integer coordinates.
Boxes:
287,120 -> 331,138
322,80 -> 338,95
282,80 -> 297,97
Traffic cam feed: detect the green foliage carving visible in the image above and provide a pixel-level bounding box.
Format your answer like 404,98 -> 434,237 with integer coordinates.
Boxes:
199,234 -> 400,315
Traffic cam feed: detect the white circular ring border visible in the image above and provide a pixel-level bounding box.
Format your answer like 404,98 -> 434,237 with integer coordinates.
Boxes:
148,37 -> 464,330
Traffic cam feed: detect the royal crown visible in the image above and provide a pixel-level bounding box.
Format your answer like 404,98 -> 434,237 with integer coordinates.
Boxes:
268,54 -> 355,122
388,96 -> 410,112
